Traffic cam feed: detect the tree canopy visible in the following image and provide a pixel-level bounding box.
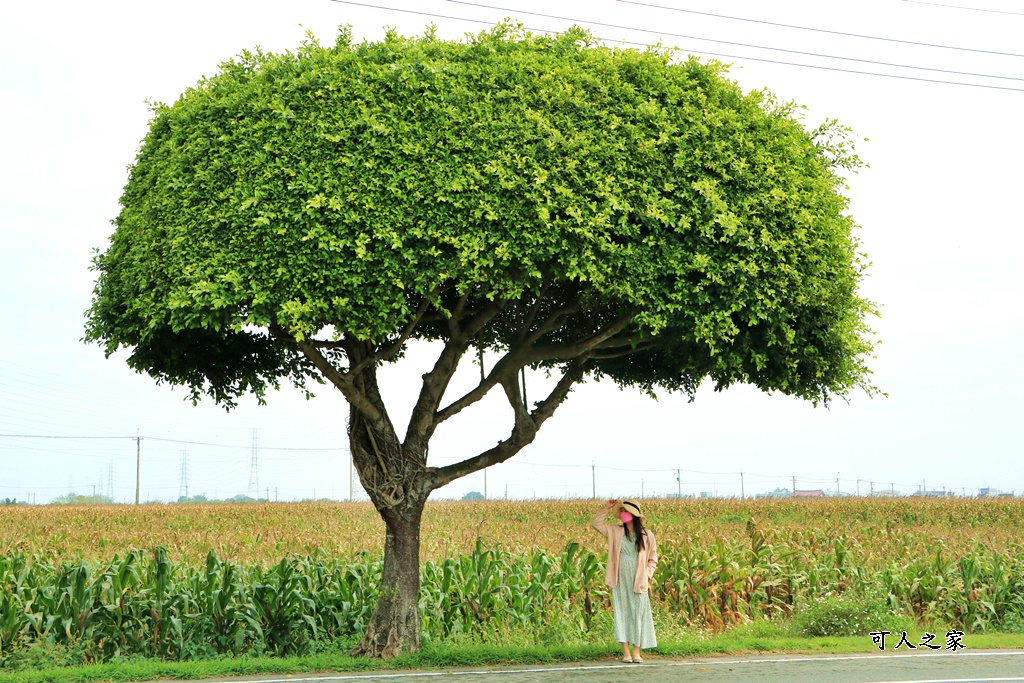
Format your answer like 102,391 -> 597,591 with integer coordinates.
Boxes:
86,24 -> 878,656
87,24 -> 876,410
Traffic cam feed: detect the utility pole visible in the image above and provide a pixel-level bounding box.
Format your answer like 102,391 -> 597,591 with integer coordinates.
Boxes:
247,429 -> 260,499
266,487 -> 270,501
856,479 -> 861,496
135,430 -> 141,505
869,480 -> 874,496
740,472 -> 745,500
676,469 -> 681,498
791,474 -> 796,496
592,464 -> 596,499
179,451 -> 189,500
836,473 -> 840,496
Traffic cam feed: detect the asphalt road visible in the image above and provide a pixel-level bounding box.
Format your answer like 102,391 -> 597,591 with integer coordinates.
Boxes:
197,650 -> 1024,683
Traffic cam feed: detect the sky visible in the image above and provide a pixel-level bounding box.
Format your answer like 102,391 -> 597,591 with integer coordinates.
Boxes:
0,0 -> 1022,504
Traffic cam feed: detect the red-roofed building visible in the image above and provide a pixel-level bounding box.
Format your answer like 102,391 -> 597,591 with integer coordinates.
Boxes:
793,489 -> 825,498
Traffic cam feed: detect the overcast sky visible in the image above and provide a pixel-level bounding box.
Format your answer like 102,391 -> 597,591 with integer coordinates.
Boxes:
1,0 -> 1022,504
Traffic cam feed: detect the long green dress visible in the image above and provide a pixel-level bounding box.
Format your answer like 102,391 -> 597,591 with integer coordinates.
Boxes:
611,532 -> 657,648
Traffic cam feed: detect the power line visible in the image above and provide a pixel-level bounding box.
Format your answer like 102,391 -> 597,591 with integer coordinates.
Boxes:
449,0 -> 1024,82
0,430 -> 1006,494
900,0 -> 1024,16
328,1 -> 1024,92
145,436 -> 346,451
616,0 -> 1024,57
0,434 -> 344,451
0,434 -> 136,439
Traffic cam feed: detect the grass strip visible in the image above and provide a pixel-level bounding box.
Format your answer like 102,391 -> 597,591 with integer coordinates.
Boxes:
3,632 -> 1024,683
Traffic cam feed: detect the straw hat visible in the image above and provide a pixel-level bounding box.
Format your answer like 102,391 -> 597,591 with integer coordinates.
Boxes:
617,500 -> 644,521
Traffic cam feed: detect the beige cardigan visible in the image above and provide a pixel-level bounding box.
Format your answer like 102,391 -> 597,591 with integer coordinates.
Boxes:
591,509 -> 658,594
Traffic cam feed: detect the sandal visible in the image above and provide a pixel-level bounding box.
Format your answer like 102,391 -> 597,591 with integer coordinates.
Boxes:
632,656 -> 644,663
621,657 -> 633,663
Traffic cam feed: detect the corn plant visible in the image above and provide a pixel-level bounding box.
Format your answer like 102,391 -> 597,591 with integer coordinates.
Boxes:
4,498 -> 1024,664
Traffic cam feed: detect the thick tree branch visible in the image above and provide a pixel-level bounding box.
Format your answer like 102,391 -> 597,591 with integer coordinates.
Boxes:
307,340 -> 348,349
530,359 -> 587,428
402,298 -> 505,455
515,281 -> 550,342
593,332 -> 656,350
586,341 -> 659,359
529,314 -> 633,361
446,292 -> 471,336
523,302 -> 581,346
460,297 -> 507,341
433,315 -> 634,427
349,287 -> 442,376
426,360 -> 586,490
296,341 -> 387,427
270,324 -> 387,428
500,372 -> 532,428
572,314 -> 633,350
433,349 -> 523,426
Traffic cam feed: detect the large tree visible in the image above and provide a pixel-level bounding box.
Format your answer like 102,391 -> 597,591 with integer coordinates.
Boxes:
86,25 -> 877,657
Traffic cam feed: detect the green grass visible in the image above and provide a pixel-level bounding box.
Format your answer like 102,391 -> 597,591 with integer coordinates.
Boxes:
3,629 -> 1024,683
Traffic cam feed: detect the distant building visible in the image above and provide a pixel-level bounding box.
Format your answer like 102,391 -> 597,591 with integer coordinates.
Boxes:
914,489 -> 950,498
793,489 -> 824,498
979,487 -> 1003,497
872,489 -> 901,497
756,488 -> 792,499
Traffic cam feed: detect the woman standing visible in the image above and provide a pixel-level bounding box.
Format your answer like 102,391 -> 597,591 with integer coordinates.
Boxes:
591,498 -> 658,662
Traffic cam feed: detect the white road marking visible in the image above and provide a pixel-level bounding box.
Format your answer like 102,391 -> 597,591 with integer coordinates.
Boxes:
683,651 -> 1024,667
864,679 -> 1024,683
217,664 -> 635,682
226,650 -> 1024,683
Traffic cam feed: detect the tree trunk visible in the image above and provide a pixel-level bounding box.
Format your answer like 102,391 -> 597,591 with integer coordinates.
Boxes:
344,360 -> 432,658
337,341 -> 583,657
351,496 -> 425,658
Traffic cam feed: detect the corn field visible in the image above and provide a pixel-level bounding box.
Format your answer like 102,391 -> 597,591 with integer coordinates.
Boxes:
2,498 -> 1024,663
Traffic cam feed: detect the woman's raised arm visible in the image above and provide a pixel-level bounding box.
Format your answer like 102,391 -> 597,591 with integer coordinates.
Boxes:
591,499 -> 618,538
